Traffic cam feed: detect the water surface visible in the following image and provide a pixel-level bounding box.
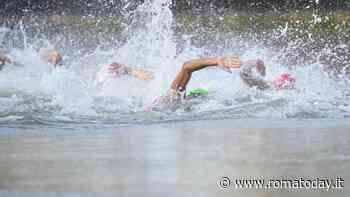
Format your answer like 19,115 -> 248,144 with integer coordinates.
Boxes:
0,119 -> 349,196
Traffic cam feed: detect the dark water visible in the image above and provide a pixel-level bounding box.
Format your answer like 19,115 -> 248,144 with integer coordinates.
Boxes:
0,119 -> 349,196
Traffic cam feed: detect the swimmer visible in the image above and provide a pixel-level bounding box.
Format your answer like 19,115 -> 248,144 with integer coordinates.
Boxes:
150,56 -> 295,108
170,56 -> 296,96
168,57 -> 270,99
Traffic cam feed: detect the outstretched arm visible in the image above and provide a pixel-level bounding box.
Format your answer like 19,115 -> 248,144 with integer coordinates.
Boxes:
170,57 -> 241,91
107,63 -> 153,81
170,58 -> 219,91
130,68 -> 153,81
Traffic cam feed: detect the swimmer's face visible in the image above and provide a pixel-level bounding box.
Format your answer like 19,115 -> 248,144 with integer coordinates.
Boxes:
0,54 -> 11,66
47,51 -> 62,66
41,50 -> 62,66
256,59 -> 266,77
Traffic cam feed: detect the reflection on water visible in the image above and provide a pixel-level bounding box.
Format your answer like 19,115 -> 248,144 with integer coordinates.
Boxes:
0,119 -> 349,196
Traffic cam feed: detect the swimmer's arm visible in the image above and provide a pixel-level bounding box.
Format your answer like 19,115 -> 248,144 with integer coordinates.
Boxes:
129,68 -> 154,81
170,58 -> 220,91
249,78 -> 272,90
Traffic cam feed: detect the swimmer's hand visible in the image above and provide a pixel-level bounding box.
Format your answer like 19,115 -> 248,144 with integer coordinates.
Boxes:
217,56 -> 241,73
107,63 -> 129,76
131,69 -> 154,81
108,63 -> 153,81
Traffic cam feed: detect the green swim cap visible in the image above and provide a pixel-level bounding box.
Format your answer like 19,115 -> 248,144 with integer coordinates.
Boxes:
188,88 -> 209,97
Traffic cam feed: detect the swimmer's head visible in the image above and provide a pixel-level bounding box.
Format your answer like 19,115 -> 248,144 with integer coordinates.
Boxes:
274,73 -> 296,90
40,48 -> 62,66
256,59 -> 266,77
0,54 -> 11,66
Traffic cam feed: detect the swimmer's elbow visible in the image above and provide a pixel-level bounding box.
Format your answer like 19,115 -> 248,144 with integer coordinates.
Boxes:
182,61 -> 196,73
182,61 -> 191,69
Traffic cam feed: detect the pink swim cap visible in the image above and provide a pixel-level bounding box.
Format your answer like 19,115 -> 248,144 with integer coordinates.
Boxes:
274,73 -> 296,90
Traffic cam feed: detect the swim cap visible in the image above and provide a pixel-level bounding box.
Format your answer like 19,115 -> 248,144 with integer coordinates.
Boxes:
274,73 -> 296,90
188,88 -> 209,97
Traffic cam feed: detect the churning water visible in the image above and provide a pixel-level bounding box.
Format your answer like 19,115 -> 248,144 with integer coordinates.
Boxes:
0,0 -> 350,129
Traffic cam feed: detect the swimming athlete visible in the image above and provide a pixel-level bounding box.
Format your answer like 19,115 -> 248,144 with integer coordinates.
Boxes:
170,56 -> 296,95
168,57 -> 271,99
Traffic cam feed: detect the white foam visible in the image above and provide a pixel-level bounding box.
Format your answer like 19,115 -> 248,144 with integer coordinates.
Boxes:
0,0 -> 349,124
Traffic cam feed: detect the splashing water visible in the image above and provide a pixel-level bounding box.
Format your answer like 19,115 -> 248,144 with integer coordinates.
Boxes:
0,0 -> 350,129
